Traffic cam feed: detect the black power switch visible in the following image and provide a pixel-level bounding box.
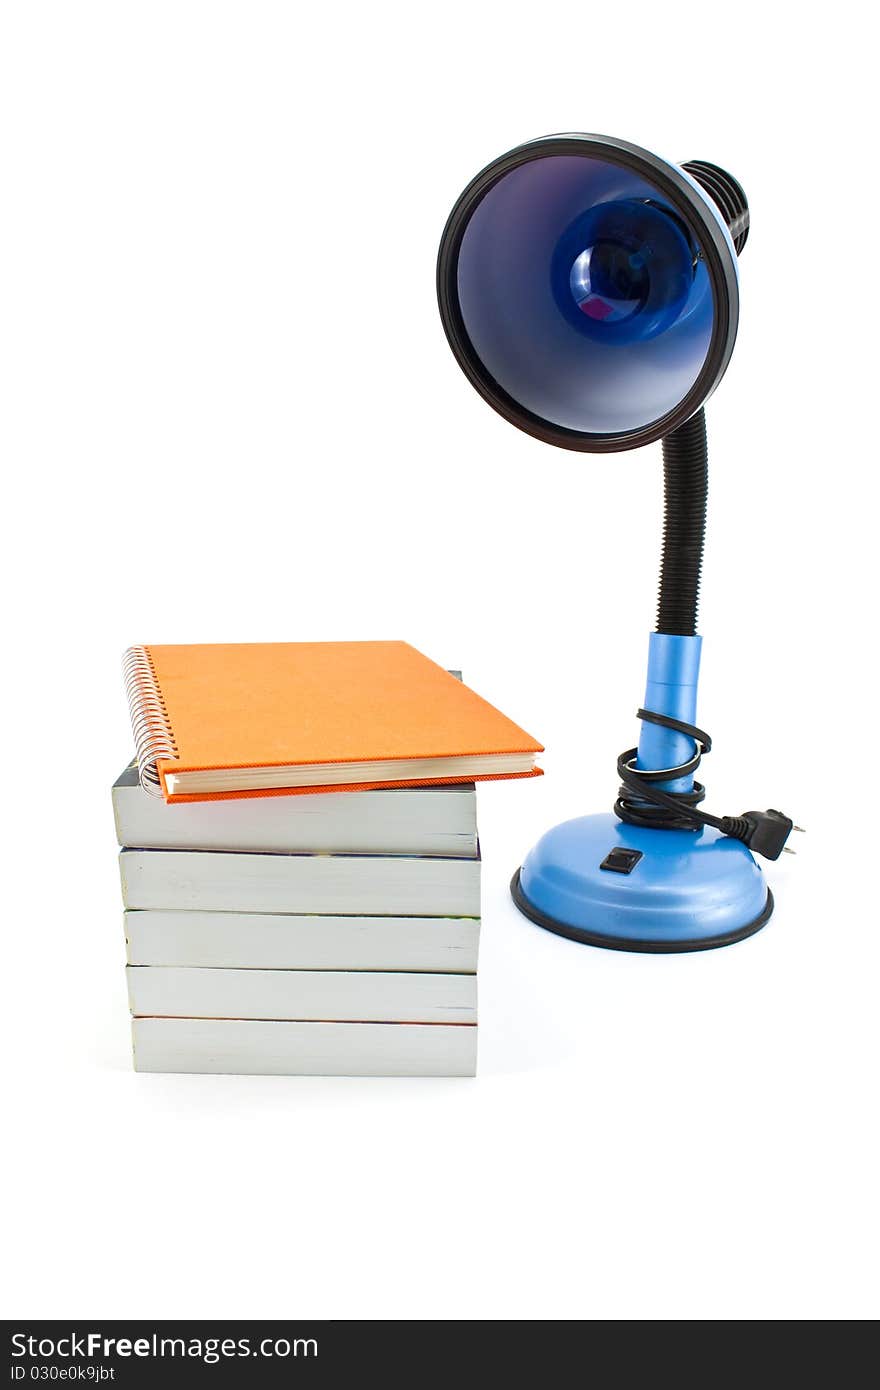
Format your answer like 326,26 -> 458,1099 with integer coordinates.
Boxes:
600,847 -> 643,874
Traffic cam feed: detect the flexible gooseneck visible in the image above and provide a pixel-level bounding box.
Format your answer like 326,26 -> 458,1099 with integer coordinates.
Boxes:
656,408 -> 708,637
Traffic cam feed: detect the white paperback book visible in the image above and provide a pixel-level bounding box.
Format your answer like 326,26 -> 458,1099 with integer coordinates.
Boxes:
132,1018 -> 477,1077
112,764 -> 478,858
127,966 -> 477,1023
120,848 -> 481,917
125,910 -> 479,972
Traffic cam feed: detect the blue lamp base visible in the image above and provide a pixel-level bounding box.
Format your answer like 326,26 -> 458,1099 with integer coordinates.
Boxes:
512,812 -> 773,953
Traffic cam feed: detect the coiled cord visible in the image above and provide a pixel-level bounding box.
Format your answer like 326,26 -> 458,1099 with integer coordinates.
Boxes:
614,708 -> 787,855
615,708 -> 711,830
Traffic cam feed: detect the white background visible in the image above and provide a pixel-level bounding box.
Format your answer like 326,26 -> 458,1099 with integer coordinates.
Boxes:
2,0 -> 876,1321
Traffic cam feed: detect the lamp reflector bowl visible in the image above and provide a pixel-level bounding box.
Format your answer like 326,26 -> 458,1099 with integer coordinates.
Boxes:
437,134 -> 741,452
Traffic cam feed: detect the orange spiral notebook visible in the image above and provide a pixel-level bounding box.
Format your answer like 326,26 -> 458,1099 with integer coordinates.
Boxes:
123,641 -> 544,802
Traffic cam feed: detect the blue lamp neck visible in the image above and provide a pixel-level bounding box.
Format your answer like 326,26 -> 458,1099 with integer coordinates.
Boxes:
636,633 -> 702,793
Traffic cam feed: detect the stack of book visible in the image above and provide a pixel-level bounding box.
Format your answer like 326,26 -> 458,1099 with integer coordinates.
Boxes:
114,768 -> 481,1075
115,640 -> 542,1078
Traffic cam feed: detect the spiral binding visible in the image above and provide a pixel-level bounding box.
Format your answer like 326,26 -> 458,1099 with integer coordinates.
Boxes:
123,646 -> 178,797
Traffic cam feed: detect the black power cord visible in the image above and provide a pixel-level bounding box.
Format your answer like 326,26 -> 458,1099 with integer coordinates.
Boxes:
615,709 -> 800,861
612,409 -> 801,861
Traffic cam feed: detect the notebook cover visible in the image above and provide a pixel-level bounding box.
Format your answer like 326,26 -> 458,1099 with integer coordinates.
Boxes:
139,641 -> 542,802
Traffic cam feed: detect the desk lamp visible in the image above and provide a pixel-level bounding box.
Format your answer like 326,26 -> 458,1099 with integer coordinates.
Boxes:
437,134 -> 798,951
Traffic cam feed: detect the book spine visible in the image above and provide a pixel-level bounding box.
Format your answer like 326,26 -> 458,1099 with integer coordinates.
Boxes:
123,646 -> 178,796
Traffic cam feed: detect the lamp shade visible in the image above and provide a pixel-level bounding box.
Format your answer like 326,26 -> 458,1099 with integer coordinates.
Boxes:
437,134 -> 741,451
